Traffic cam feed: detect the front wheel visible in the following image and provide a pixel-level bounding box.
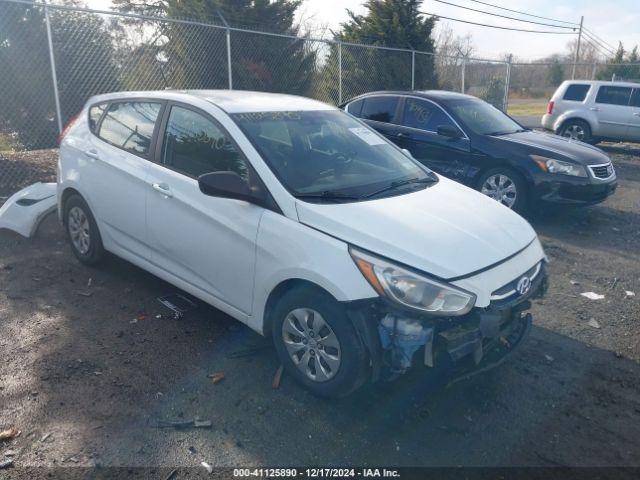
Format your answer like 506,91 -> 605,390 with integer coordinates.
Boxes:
271,286 -> 368,397
477,168 -> 528,213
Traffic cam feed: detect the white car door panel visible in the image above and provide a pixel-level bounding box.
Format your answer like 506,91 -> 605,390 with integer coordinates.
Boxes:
594,86 -> 633,139
146,104 -> 263,315
88,100 -> 163,259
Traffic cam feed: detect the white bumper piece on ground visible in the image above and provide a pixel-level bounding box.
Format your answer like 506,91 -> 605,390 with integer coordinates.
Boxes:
0,182 -> 57,237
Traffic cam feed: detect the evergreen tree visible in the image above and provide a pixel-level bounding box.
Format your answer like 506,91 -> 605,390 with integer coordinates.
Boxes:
112,0 -> 317,95
546,57 -> 564,87
323,0 -> 438,103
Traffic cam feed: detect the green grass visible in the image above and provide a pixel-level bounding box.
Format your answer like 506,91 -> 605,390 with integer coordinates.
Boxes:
0,133 -> 19,152
507,101 -> 548,117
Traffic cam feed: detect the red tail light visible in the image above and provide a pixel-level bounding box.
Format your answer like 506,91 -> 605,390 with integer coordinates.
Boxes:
57,112 -> 81,146
547,100 -> 554,115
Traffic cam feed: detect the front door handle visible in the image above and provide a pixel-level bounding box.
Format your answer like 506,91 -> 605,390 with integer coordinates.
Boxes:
151,182 -> 173,198
84,149 -> 99,159
397,132 -> 411,138
589,107 -> 600,111
633,112 -> 640,117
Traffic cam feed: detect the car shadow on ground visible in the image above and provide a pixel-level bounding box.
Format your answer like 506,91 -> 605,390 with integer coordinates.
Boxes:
1,217 -> 639,469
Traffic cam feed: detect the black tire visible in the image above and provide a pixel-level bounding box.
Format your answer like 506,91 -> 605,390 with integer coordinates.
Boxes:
63,194 -> 106,265
271,286 -> 369,397
559,119 -> 595,144
477,167 -> 529,213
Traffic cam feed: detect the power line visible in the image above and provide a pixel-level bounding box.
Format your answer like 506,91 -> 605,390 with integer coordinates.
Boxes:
582,31 -> 616,56
433,0 -> 577,30
465,0 -> 578,25
583,27 -> 617,51
421,11 -> 578,34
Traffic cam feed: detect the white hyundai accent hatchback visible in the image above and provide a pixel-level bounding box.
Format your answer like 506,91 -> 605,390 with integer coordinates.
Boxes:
58,90 -> 547,397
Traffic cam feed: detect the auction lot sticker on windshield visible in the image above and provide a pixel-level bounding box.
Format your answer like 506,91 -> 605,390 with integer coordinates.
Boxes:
349,127 -> 387,145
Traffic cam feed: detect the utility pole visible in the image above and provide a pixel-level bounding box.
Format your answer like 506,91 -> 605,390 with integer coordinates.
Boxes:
572,16 -> 584,80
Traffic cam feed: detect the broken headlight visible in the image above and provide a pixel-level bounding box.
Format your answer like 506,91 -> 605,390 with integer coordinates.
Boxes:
349,247 -> 476,316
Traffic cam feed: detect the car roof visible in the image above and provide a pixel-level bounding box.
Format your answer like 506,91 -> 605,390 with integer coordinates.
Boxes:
562,79 -> 640,88
87,89 -> 335,113
344,90 -> 478,104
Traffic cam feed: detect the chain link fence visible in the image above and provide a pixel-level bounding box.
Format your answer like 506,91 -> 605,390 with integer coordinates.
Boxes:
0,0 -> 634,204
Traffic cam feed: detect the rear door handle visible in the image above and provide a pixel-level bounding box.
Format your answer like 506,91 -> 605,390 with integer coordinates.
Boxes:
589,107 -> 600,111
84,149 -> 99,159
397,132 -> 411,138
151,182 -> 173,198
633,112 -> 640,117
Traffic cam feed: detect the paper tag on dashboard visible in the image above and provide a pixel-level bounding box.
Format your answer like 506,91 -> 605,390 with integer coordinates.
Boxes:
348,127 -> 387,146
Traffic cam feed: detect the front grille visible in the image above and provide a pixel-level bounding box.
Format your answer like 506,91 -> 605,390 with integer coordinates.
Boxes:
491,262 -> 541,299
589,163 -> 614,179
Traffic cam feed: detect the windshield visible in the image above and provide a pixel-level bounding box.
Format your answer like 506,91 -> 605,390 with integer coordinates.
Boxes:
449,99 -> 525,136
231,110 -> 434,201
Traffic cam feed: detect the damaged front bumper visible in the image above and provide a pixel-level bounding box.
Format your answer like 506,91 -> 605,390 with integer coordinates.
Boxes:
348,265 -> 548,383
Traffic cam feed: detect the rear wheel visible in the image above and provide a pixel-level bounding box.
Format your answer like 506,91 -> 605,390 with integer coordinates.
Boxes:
559,119 -> 594,144
478,168 -> 528,213
271,286 -> 368,397
64,194 -> 105,265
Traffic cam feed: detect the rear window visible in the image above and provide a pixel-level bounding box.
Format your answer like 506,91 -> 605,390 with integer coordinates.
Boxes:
98,101 -> 162,156
360,96 -> 399,123
595,86 -> 632,106
346,99 -> 364,117
563,84 -> 590,101
88,103 -> 107,133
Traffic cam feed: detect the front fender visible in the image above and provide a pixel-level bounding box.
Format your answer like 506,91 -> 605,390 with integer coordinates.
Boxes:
249,210 -> 378,334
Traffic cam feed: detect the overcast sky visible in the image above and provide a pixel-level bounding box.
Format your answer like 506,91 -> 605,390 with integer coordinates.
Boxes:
88,0 -> 638,61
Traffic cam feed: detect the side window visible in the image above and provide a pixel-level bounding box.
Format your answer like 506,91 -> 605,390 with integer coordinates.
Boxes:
630,89 -> 640,107
360,96 -> 399,123
563,84 -> 590,102
595,86 -> 632,106
346,99 -> 364,117
162,106 -> 249,180
98,101 -> 162,156
403,98 -> 454,132
88,103 -> 107,133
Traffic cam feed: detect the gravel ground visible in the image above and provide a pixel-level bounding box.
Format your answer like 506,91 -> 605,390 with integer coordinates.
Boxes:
0,144 -> 639,476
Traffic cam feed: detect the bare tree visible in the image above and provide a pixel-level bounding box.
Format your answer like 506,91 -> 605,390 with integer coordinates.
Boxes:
435,23 -> 475,90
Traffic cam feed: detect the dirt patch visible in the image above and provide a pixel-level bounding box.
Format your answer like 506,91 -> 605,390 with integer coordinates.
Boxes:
0,149 -> 58,200
0,145 -> 639,474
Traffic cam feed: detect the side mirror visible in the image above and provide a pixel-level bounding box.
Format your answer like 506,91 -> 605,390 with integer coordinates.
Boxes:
437,124 -> 462,139
198,171 -> 253,202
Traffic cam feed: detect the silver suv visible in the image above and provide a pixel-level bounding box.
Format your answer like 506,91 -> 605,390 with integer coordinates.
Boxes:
542,80 -> 640,144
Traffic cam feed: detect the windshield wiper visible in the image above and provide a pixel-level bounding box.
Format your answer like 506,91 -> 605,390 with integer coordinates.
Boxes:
294,191 -> 363,202
364,176 -> 436,199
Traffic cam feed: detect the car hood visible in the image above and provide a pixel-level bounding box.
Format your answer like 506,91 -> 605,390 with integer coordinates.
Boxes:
295,177 -> 537,280
490,130 -> 610,165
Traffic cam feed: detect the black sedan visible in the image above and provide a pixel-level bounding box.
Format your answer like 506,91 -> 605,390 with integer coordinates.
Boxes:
341,91 -> 617,212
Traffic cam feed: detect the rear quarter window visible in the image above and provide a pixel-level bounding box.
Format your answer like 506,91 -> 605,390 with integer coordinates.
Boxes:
562,84 -> 591,101
346,99 -> 364,117
88,103 -> 107,133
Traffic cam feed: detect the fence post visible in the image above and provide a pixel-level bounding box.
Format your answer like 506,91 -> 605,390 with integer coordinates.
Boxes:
43,0 -> 62,134
503,54 -> 512,113
591,62 -> 597,80
460,57 -> 466,93
218,11 -> 233,90
411,50 -> 415,90
338,41 -> 343,105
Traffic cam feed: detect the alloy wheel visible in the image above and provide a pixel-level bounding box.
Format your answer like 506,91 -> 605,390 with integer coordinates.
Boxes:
481,174 -> 518,209
562,124 -> 585,141
68,206 -> 91,255
281,308 -> 341,382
